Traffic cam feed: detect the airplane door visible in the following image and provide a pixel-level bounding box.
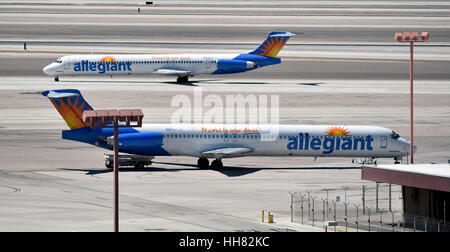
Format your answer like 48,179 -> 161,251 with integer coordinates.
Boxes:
64,59 -> 70,70
204,57 -> 212,69
381,136 -> 387,148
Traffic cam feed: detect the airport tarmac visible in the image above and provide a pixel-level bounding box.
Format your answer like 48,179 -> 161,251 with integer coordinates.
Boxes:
0,1 -> 449,232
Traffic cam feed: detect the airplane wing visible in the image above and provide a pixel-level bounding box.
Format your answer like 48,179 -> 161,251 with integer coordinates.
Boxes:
201,147 -> 253,158
153,69 -> 191,77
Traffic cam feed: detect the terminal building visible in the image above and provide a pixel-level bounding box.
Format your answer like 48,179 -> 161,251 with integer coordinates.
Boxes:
362,164 -> 450,232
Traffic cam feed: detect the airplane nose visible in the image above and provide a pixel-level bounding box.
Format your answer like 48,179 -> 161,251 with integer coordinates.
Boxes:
413,145 -> 418,153
43,65 -> 51,75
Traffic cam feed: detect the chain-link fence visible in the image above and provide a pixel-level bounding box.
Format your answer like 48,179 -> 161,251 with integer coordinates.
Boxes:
289,183 -> 449,232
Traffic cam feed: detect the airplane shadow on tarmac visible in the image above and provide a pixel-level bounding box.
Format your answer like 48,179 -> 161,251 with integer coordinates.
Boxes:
296,82 -> 324,86
60,163 -> 360,177
58,79 -> 273,86
58,79 -> 220,86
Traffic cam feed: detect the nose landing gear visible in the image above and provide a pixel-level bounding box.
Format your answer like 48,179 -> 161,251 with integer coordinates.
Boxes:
54,76 -> 59,82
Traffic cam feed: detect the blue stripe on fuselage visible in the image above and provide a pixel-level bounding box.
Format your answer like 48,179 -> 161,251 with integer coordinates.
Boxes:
118,132 -> 170,156
62,127 -> 170,156
233,54 -> 281,67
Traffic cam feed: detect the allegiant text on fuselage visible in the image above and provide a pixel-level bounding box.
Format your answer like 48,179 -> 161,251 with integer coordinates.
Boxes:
287,133 -> 374,154
73,60 -> 132,74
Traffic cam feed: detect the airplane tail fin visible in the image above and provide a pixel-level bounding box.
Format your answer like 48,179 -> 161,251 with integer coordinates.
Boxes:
249,31 -> 295,58
42,89 -> 93,130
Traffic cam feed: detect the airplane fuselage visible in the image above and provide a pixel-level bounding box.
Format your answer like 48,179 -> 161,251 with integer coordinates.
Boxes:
43,31 -> 293,83
63,123 -> 413,159
43,54 -> 277,77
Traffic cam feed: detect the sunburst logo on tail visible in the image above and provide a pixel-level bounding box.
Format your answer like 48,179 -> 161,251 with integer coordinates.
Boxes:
49,95 -> 92,130
258,36 -> 288,58
325,126 -> 351,136
101,56 -> 115,62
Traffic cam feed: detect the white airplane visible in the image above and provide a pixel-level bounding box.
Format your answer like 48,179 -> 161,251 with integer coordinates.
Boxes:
42,89 -> 416,169
43,31 -> 294,83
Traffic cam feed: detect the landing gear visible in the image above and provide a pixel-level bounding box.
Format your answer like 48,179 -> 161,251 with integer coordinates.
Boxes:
197,157 -> 209,169
210,159 -> 223,170
134,161 -> 145,169
54,76 -> 59,82
394,157 -> 401,164
197,158 -> 223,170
177,76 -> 189,83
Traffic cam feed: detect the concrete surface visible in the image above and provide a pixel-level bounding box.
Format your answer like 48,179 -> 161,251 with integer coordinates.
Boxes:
0,1 -> 449,232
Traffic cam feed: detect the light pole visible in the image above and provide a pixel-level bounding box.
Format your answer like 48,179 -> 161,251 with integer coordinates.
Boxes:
83,109 -> 144,232
394,31 -> 430,164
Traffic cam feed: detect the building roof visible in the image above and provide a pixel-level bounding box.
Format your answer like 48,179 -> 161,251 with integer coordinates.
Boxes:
361,164 -> 450,192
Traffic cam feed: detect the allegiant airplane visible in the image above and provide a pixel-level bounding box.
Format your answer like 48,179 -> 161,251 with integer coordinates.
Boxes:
43,31 -> 294,83
42,89 -> 416,169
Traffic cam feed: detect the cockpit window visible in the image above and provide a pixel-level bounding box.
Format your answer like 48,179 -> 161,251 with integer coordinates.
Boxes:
54,58 -> 62,64
391,131 -> 400,139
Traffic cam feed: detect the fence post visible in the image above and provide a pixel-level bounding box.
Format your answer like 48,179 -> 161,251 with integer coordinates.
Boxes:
343,186 -> 349,204
343,202 -> 349,218
391,211 -> 395,232
299,193 -> 305,225
324,189 -> 330,218
344,216 -> 348,232
333,200 -> 337,232
380,210 -> 383,232
362,185 -> 366,214
289,192 -> 294,223
367,207 -> 372,232
354,204 -> 360,232
376,182 -> 379,213
321,198 -> 326,223
306,190 -> 311,220
311,196 -> 316,228
389,184 -> 392,212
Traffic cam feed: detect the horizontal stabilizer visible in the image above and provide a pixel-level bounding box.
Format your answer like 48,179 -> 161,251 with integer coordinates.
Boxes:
201,147 -> 253,158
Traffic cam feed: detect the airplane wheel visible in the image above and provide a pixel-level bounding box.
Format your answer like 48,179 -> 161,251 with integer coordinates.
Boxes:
134,162 -> 145,169
197,158 -> 209,169
177,76 -> 188,83
210,159 -> 223,170
54,77 -> 59,82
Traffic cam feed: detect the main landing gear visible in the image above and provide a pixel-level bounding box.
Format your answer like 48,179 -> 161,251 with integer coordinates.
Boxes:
197,157 -> 223,170
177,76 -> 189,84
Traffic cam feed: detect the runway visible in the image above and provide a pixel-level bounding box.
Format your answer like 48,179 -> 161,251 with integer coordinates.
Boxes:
0,1 -> 449,232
